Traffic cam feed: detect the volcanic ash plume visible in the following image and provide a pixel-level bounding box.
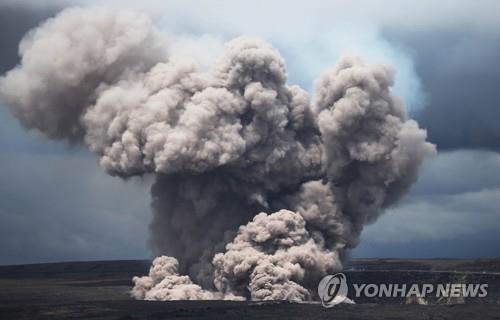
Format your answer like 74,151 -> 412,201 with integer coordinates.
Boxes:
0,7 -> 436,301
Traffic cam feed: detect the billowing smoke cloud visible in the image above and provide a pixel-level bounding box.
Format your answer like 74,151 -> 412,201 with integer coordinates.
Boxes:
0,7 -> 166,142
212,210 -> 341,300
131,255 -> 244,300
0,7 -> 436,301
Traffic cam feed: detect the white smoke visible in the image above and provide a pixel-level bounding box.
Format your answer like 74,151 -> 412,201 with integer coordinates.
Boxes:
131,256 -> 244,301
212,210 -> 341,301
0,7 -> 436,301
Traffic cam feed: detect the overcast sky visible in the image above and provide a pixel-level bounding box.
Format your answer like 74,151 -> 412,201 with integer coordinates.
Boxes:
0,0 -> 499,264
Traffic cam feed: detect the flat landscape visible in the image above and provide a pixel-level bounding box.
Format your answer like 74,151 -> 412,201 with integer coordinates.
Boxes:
0,259 -> 499,319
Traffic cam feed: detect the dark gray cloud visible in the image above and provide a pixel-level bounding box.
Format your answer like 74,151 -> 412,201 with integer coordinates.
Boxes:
0,152 -> 150,265
0,3 -> 62,74
383,28 -> 500,150
0,3 -> 64,153
354,150 -> 500,258
410,150 -> 500,196
356,189 -> 500,258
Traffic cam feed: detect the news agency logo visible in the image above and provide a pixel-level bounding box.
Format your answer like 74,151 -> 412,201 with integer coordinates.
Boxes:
318,273 -> 489,308
318,273 -> 348,308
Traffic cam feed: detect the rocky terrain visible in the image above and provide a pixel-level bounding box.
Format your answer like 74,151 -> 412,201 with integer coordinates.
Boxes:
0,259 -> 499,319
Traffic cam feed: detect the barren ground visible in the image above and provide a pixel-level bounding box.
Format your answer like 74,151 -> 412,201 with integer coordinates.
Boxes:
0,259 -> 499,319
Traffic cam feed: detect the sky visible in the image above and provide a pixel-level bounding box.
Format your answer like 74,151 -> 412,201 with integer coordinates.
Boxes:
0,0 -> 499,265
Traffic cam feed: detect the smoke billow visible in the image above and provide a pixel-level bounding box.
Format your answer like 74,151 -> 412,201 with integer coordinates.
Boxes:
131,256 -> 243,301
0,7 -> 436,301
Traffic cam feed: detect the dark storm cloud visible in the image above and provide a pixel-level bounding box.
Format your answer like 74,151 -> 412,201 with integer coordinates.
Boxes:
383,28 -> 500,150
356,187 -> 500,258
0,3 -> 63,74
410,150 -> 500,196
0,152 -> 150,265
354,150 -> 500,258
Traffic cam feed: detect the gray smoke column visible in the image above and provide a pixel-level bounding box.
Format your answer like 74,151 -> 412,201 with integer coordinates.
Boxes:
0,7 -> 436,301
